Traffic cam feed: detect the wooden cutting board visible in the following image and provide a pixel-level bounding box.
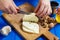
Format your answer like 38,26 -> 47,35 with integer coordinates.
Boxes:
2,3 -> 58,40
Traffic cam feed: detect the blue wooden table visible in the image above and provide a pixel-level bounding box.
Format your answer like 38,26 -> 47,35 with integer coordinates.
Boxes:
0,0 -> 60,40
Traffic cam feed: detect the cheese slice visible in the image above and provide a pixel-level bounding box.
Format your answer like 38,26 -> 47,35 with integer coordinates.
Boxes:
22,22 -> 39,34
23,13 -> 38,22
23,26 -> 35,33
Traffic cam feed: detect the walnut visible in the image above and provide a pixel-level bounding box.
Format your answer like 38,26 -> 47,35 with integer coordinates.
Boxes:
39,15 -> 57,28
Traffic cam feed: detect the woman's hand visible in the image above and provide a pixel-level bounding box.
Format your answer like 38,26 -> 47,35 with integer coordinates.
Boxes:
0,0 -> 19,14
34,0 -> 52,17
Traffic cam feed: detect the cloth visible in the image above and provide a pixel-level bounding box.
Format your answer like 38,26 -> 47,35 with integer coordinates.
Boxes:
0,0 -> 60,40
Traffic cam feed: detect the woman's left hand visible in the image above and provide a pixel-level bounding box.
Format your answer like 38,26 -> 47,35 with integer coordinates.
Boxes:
34,0 -> 52,17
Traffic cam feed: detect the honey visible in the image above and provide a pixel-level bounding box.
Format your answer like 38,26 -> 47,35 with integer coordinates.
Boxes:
56,14 -> 60,23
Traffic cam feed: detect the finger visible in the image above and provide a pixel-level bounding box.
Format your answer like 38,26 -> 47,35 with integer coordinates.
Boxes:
4,7 -> 12,14
39,6 -> 48,17
2,9 -> 7,13
49,6 -> 52,14
42,8 -> 48,17
34,1 -> 41,13
36,4 -> 45,16
13,3 -> 20,12
6,8 -> 12,14
11,0 -> 19,12
42,6 -> 48,16
46,10 -> 51,16
10,5 -> 17,14
47,8 -> 52,15
12,1 -> 19,9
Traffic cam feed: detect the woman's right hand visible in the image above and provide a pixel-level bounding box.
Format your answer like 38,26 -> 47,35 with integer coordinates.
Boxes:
0,0 -> 19,14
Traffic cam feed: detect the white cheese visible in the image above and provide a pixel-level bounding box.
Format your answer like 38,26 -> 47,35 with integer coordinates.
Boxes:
23,13 -> 38,22
22,22 -> 39,34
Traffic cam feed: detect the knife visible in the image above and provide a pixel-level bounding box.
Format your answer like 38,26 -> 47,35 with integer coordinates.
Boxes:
17,10 -> 30,15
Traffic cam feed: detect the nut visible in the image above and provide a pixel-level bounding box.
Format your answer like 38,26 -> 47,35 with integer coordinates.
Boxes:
49,23 -> 54,28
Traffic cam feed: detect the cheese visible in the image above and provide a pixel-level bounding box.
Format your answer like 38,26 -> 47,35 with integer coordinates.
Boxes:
22,13 -> 39,34
23,26 -> 35,33
22,22 -> 39,34
23,13 -> 38,22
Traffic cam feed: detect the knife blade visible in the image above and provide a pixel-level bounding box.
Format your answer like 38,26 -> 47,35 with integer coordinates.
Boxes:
18,10 -> 30,15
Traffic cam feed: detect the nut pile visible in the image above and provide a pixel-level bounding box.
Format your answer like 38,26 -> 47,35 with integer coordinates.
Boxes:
38,16 -> 57,28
